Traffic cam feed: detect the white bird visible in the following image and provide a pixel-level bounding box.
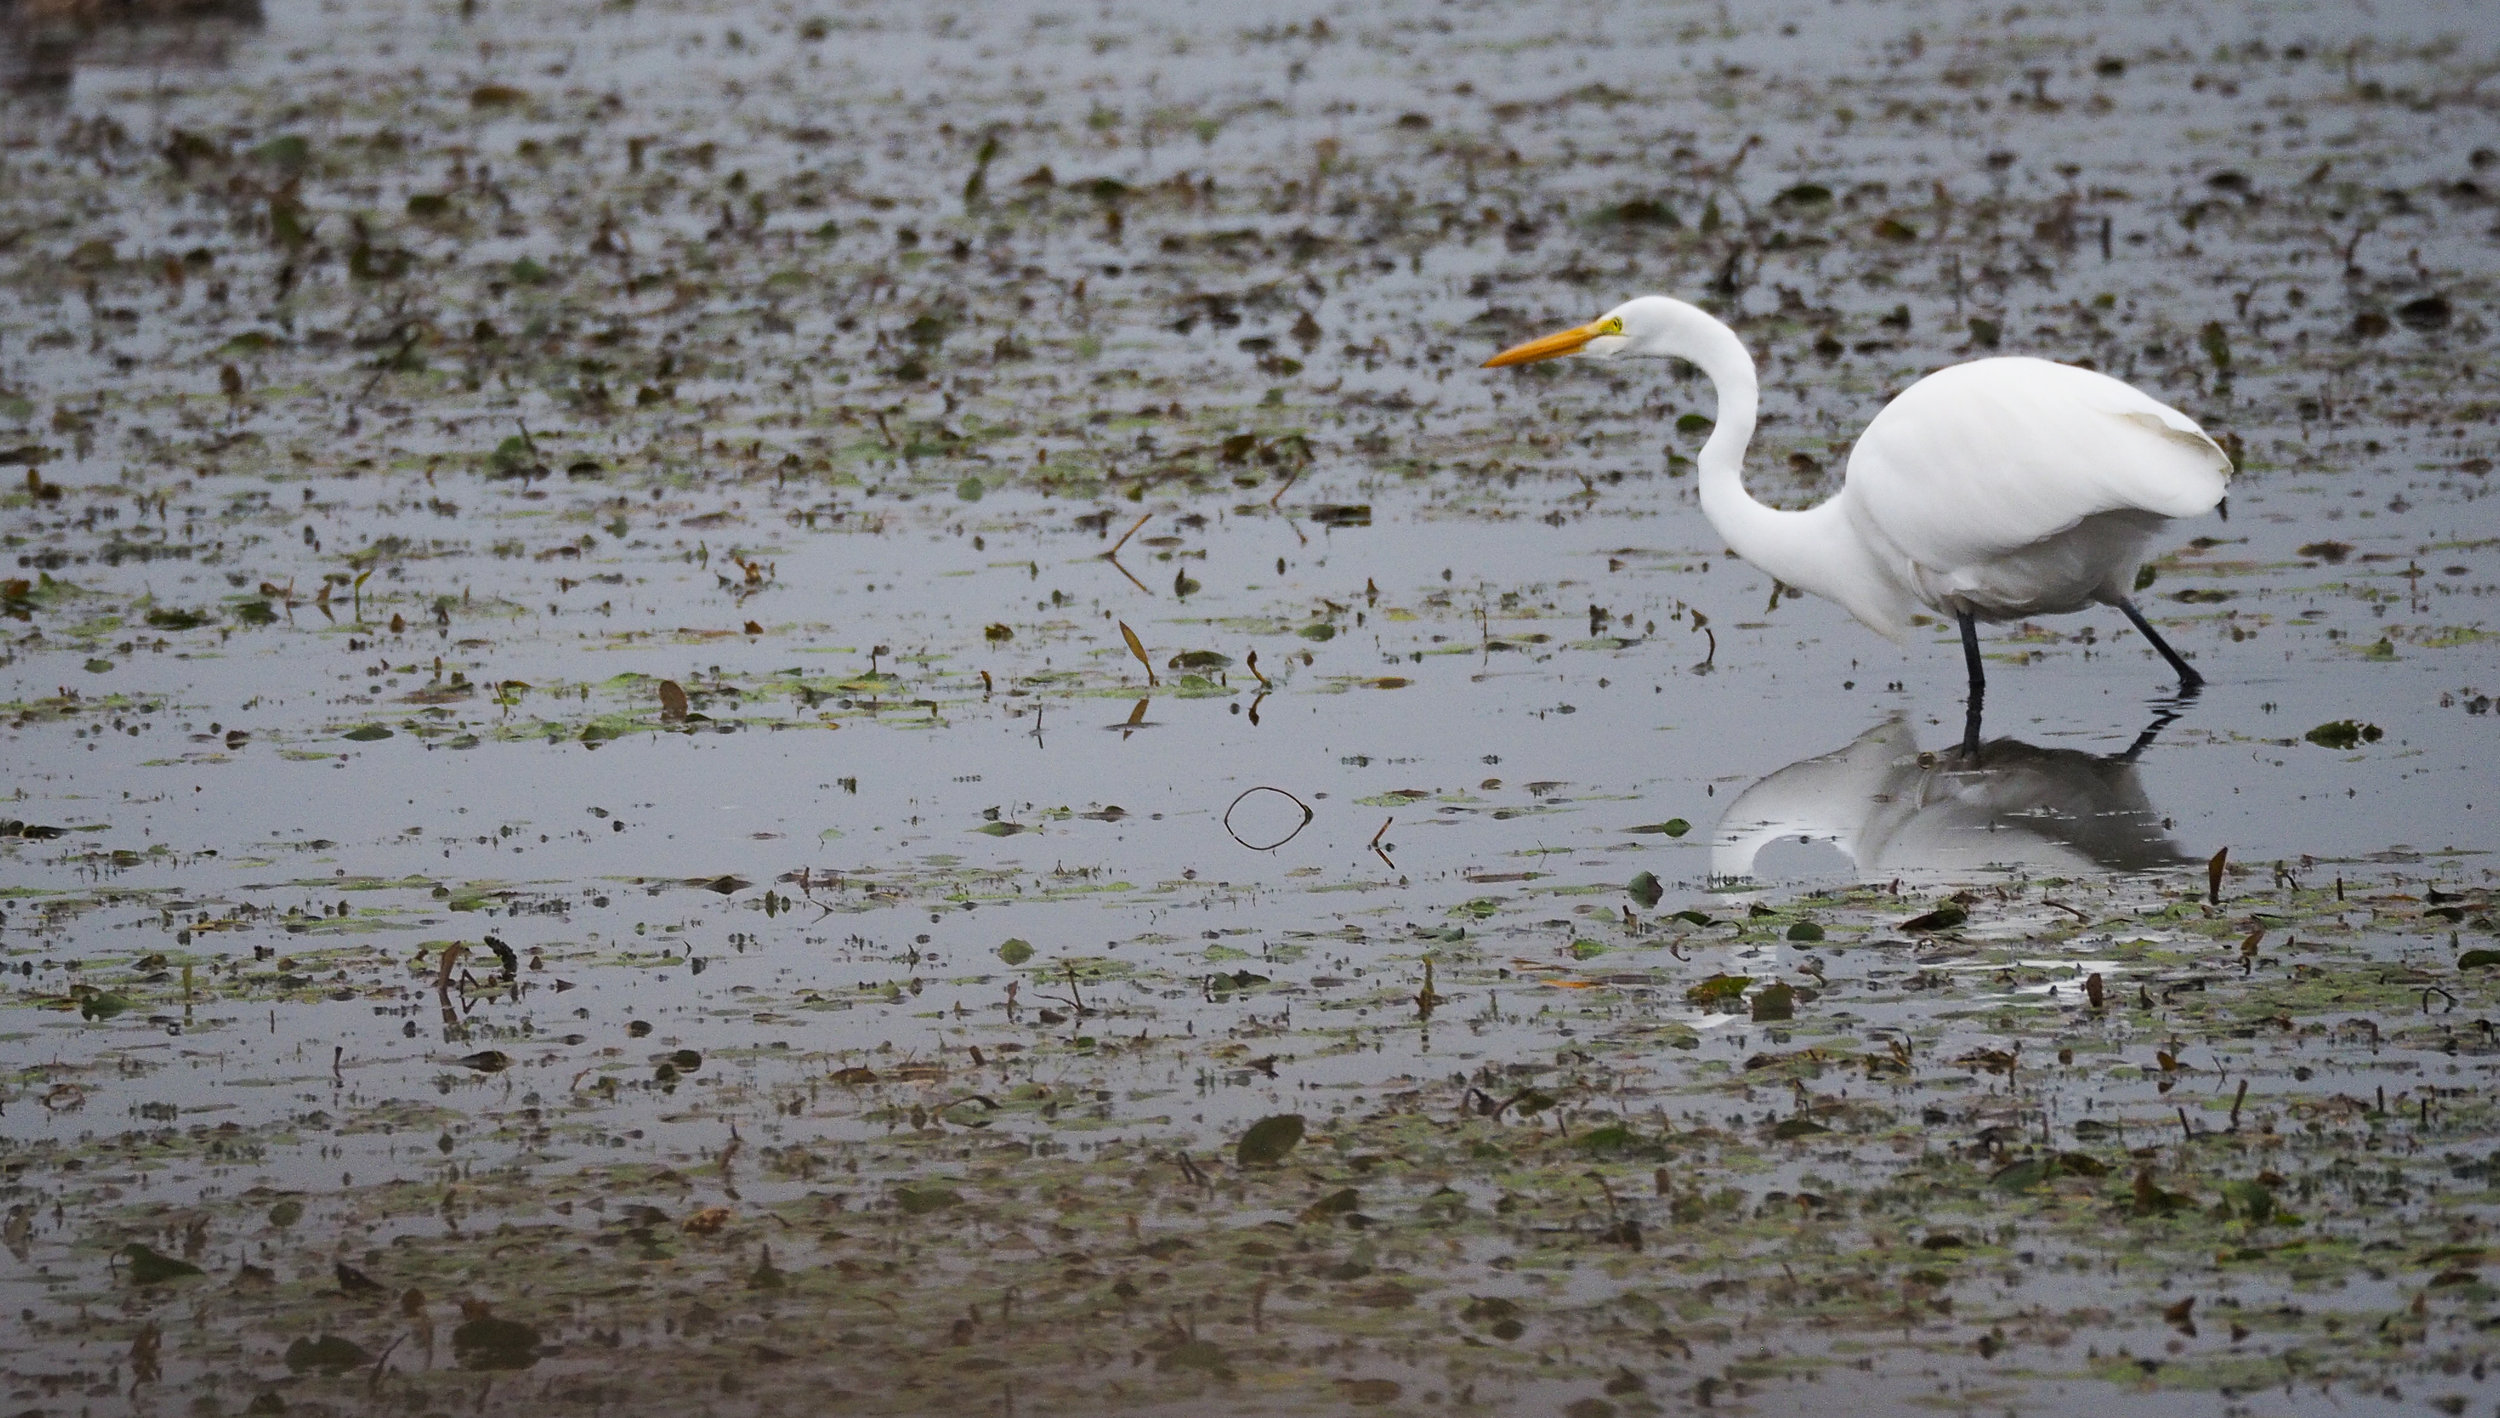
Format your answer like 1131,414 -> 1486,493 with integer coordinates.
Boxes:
1484,296 -> 2230,750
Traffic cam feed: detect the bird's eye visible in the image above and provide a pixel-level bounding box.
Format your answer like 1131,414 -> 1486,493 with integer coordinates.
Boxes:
1600,317 -> 1624,335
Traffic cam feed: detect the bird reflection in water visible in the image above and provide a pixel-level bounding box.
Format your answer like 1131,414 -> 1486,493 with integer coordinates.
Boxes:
1712,703 -> 2194,884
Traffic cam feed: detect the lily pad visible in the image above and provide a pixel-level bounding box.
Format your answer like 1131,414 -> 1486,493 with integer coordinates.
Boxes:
1236,1113 -> 1305,1166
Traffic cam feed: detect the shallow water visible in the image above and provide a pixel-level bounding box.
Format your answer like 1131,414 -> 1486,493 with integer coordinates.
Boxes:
3,0 -> 2497,1414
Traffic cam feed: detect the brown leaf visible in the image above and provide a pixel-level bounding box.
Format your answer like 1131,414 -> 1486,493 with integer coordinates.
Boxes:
659,679 -> 689,721
1118,620 -> 1158,685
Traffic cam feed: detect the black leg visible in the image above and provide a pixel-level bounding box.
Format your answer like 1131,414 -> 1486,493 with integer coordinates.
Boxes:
1958,609 -> 1985,759
2115,597 -> 2204,690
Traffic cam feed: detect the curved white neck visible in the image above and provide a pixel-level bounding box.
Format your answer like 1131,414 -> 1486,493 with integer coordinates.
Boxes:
1684,318 -> 1820,588
1655,303 -> 1913,640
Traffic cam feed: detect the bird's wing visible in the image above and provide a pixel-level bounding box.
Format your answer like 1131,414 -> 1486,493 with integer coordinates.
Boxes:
1844,358 -> 2231,574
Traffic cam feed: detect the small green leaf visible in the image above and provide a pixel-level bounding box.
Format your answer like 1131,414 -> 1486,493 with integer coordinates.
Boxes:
1626,871 -> 1663,907
894,1185 -> 959,1215
79,990 -> 133,1021
2459,949 -> 2500,970
1684,974 -> 1751,1007
1750,981 -> 1795,1021
122,1243 -> 204,1285
1785,921 -> 1824,942
1236,1113 -> 1306,1166
1990,1159 -> 2052,1191
1626,819 -> 1690,837
342,724 -> 394,742
267,1199 -> 303,1228
2304,719 -> 2382,749
997,938 -> 1034,965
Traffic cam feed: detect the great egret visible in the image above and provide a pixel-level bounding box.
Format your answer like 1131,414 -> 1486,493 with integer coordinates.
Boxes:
1484,296 -> 2230,751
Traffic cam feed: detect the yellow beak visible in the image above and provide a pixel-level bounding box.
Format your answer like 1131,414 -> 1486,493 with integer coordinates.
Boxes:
1481,321 -> 1602,368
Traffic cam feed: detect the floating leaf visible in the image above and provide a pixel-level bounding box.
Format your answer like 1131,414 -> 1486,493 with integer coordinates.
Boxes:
1750,981 -> 1795,1021
659,680 -> 689,720
1156,1339 -> 1231,1376
997,938 -> 1034,965
1236,1113 -> 1306,1166
1684,974 -> 1751,1007
2397,294 -> 2452,331
79,990 -> 133,1021
267,1199 -> 303,1228
1625,819 -> 1690,837
1626,871 -> 1663,907
1785,921 -> 1824,942
2459,950 -> 2500,970
894,1185 -> 958,1215
1118,620 -> 1158,684
974,820 -> 1026,836
1299,1187 -> 1360,1223
1771,1118 -> 1829,1140
122,1244 -> 203,1285
283,1335 -> 369,1373
1900,903 -> 1967,933
2304,719 -> 2382,749
1605,196 -> 1681,226
342,724 -> 393,742
450,1314 -> 541,1371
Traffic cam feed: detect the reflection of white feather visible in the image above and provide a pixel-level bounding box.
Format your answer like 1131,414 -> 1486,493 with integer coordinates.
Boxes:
1712,717 -> 2188,882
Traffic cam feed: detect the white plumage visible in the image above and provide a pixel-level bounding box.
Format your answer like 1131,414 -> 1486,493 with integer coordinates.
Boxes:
1484,295 -> 2228,747
1842,357 -> 2231,636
